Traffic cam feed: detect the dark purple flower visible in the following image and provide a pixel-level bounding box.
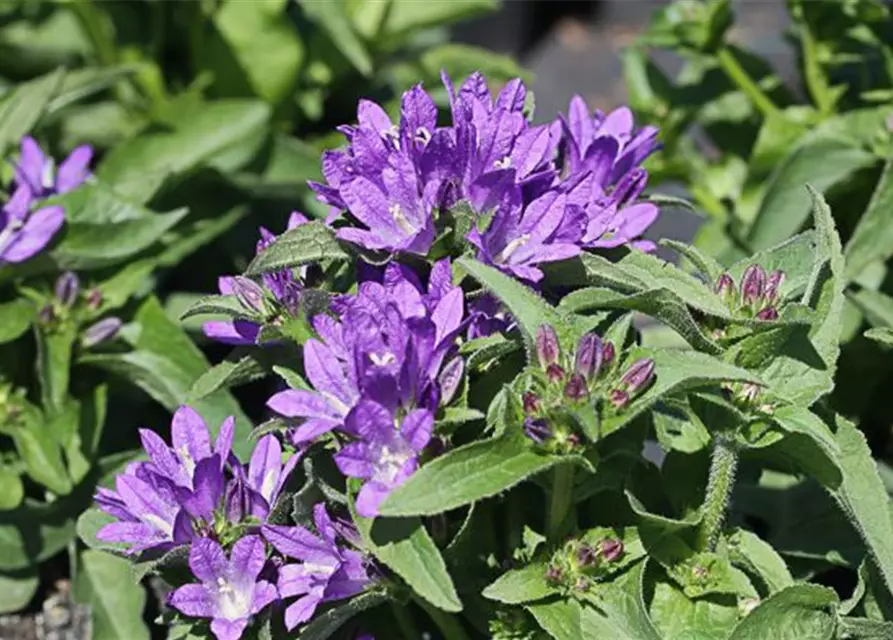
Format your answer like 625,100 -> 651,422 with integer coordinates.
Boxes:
599,538 -> 624,562
0,185 -> 64,264
226,435 -> 299,522
167,536 -> 277,640
203,212 -> 307,345
563,373 -> 589,401
522,391 -> 540,414
741,265 -> 767,307
263,504 -> 372,630
574,333 -> 603,381
619,358 -> 655,394
467,293 -> 514,339
524,417 -> 551,444
14,136 -> 92,198
756,306 -> 778,321
54,271 -> 79,307
334,401 -> 433,517
536,324 -> 560,369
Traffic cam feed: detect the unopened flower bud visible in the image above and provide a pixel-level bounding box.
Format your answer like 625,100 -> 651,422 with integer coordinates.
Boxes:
524,417 -> 552,444
764,270 -> 785,302
756,306 -> 778,321
574,333 -> 603,380
546,363 -> 566,384
741,264 -> 767,307
619,358 -> 655,394
536,325 -> 560,369
54,272 -> 79,307
81,317 -> 122,348
85,288 -> 102,310
545,565 -> 563,583
613,168 -> 647,207
563,374 -> 589,401
601,341 -> 615,368
522,391 -> 540,414
738,382 -> 760,404
438,357 -> 464,406
38,304 -> 55,324
232,276 -> 269,315
714,273 -> 735,299
576,544 -> 598,567
609,389 -> 630,409
566,433 -> 582,448
599,538 -> 623,562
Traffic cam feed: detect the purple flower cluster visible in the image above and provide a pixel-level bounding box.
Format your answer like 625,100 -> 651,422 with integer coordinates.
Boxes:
94,407 -> 374,639
310,72 -> 660,283
0,138 -> 92,264
204,212 -> 309,345
268,259 -> 464,516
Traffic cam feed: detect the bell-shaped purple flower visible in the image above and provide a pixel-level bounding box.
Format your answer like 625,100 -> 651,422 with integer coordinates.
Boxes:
524,417 -> 552,444
167,536 -> 278,640
536,324 -> 561,369
263,504 -> 372,630
14,136 -> 92,198
225,435 -> 299,522
0,185 -> 64,264
334,401 -> 433,517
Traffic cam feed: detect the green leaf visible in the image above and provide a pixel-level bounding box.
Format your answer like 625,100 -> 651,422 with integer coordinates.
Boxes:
199,0 -> 303,105
747,136 -> 874,250
829,415 -> 893,605
844,156 -> 893,280
769,405 -> 841,486
600,348 -> 761,437
727,584 -> 838,640
0,569 -> 38,614
189,345 -> 301,401
0,467 -> 23,511
72,550 -> 149,640
838,616 -> 893,639
482,561 -> 557,604
34,324 -> 75,415
13,410 -> 72,495
300,0 -> 372,76
47,64 -> 142,114
526,598 -> 582,640
849,289 -> 893,329
580,560 -> 662,640
98,100 -> 271,202
379,434 -> 570,517
381,0 -> 497,37
865,327 -> 893,347
0,299 -> 34,344
355,514 -> 462,612
559,287 -> 722,354
246,221 -> 348,275
298,591 -> 389,639
77,507 -> 128,556
0,67 -> 64,154
0,494 -> 88,570
80,297 -> 252,458
760,187 -> 845,405
725,528 -> 793,594
647,563 -> 740,640
660,239 -> 725,282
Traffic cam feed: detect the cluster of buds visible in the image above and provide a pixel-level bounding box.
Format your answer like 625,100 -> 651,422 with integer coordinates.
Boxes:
720,381 -> 774,415
39,272 -> 121,348
715,265 -> 785,321
522,325 -> 655,449
544,535 -> 626,594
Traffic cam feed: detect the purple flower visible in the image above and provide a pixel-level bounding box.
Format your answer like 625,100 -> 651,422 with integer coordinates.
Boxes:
467,189 -> 584,282
0,185 -> 64,264
81,317 -> 122,348
225,435 -> 299,522
203,212 -> 308,345
14,136 -> 92,198
334,400 -> 433,517
467,293 -> 514,339
168,536 -> 277,640
263,504 -> 372,630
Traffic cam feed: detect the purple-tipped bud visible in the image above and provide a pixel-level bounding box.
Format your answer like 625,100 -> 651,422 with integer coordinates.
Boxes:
81,317 -> 122,348
756,306 -> 778,321
739,383 -> 760,404
566,433 -> 582,448
609,389 -> 630,409
232,276 -> 269,315
601,341 -> 615,368
85,288 -> 102,311
38,304 -> 55,324
763,270 -> 785,302
536,325 -> 560,369
613,168 -> 648,207
224,478 -> 247,523
599,538 -> 623,562
574,333 -> 603,380
54,272 -> 79,307
620,358 -> 655,394
522,391 -> 541,414
524,417 -> 552,445
545,565 -> 563,583
546,363 -> 566,384
576,544 -> 598,567
741,265 -> 767,306
438,357 -> 464,406
563,374 -> 589,401
714,273 -> 735,299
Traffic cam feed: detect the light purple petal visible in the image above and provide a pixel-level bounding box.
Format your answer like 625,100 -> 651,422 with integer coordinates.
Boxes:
171,406 -> 212,466
400,409 -> 434,453
303,339 -> 354,409
189,537 -> 228,582
251,581 -> 278,615
202,320 -> 260,345
248,435 -> 281,504
0,205 -> 64,263
262,525 -> 336,564
312,503 -> 338,547
179,456 -> 224,519
228,535 -> 267,581
169,584 -> 214,618
431,287 -> 464,347
334,442 -> 374,479
215,417 -> 235,464
355,481 -> 391,518
267,389 -> 343,421
15,136 -> 46,193
344,400 -> 393,441
210,618 -> 248,640
138,429 -> 184,484
284,593 -> 324,631
55,145 -> 93,193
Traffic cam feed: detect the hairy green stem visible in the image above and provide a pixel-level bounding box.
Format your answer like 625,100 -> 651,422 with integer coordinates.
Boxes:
716,47 -> 778,118
548,465 -> 575,540
390,601 -> 420,640
696,436 -> 739,552
414,595 -> 470,640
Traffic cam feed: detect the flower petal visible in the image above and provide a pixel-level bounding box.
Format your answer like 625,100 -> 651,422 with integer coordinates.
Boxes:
169,583 -> 214,618
228,535 -> 267,581
210,618 -> 248,640
400,409 -> 434,452
355,481 -> 391,518
189,536 -> 227,582
1,205 -> 64,263
171,406 -> 212,466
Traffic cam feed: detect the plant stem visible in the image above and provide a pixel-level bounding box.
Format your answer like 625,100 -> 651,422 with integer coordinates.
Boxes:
413,595 -> 470,640
695,435 -> 739,552
716,47 -> 778,118
547,465 -> 575,540
391,601 -> 421,640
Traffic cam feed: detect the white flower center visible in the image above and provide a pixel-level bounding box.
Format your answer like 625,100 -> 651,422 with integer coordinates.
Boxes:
41,161 -> 55,190
415,127 -> 431,144
494,235 -> 530,264
176,445 -> 197,478
493,156 -> 512,169
215,577 -> 251,621
373,438 -> 412,485
389,203 -> 417,235
369,351 -> 397,367
143,513 -> 173,537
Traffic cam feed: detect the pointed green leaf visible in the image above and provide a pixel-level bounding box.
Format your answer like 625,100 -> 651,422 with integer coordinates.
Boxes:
0,570 -> 39,614
299,0 -> 372,76
727,584 -> 838,640
0,299 -> 34,344
865,327 -> 893,347
246,221 -> 348,275
0,67 -> 64,154
526,598 -> 582,640
726,528 -> 793,594
579,561 -> 662,640
298,591 -> 389,639
179,294 -> 252,321
73,550 -> 149,640
845,156 -> 893,281
482,561 -> 557,604
648,563 -> 740,640
660,239 -> 725,282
